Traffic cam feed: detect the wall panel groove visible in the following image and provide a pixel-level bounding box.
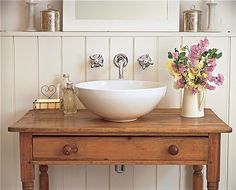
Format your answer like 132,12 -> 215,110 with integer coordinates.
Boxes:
1,36 -> 17,190
12,36 -> 19,190
228,37 -> 236,190
38,37 -> 64,190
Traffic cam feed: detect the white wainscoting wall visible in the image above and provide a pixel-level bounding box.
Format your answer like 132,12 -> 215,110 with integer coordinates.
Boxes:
1,32 -> 236,190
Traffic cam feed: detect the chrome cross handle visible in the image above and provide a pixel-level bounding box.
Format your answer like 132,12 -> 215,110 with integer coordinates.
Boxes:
138,54 -> 154,70
89,54 -> 104,68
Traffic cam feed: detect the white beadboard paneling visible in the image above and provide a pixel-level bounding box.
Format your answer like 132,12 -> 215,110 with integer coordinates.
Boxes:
86,37 -> 110,81
110,37 -> 134,80
157,37 -> 182,189
108,36 -> 134,190
63,166 -> 86,190
183,36 -> 230,190
204,37 -> 229,190
0,34 -> 1,190
14,37 -> 38,120
85,36 -> 110,189
228,37 -> 236,190
62,37 -> 86,83
180,37 -> 205,190
134,165 -> 156,190
39,36 -> 63,190
157,165 -> 180,190
62,37 -> 86,109
134,37 -> 158,81
158,37 -> 182,108
38,37 -> 62,98
14,36 -> 39,190
180,166 -> 193,190
110,165 -> 133,190
87,165 -> 109,190
205,37 -> 229,123
133,37 -> 157,190
62,36 -> 87,189
1,37 -> 17,190
1,33 -> 234,190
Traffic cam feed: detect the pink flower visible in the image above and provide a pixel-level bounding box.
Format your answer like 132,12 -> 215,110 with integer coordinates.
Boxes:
188,52 -> 198,66
172,52 -> 179,59
204,65 -> 215,74
207,75 -> 215,82
171,64 -> 178,72
189,43 -> 206,66
192,88 -> 199,94
178,64 -> 186,74
208,59 -> 216,66
205,83 -> 216,91
167,38 -> 223,93
200,38 -> 209,48
176,77 -> 185,88
214,73 -> 224,86
190,44 -> 200,54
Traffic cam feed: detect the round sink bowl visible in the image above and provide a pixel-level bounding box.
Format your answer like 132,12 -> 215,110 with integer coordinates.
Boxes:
75,80 -> 166,122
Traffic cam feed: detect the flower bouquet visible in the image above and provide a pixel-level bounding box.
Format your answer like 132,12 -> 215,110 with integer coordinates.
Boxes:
167,38 -> 224,117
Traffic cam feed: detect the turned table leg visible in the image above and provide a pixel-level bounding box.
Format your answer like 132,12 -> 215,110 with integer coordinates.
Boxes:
207,134 -> 220,190
39,165 -> 49,190
193,165 -> 203,190
20,133 -> 35,190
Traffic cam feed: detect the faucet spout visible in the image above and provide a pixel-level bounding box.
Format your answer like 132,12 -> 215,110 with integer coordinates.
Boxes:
113,54 -> 128,80
118,61 -> 125,79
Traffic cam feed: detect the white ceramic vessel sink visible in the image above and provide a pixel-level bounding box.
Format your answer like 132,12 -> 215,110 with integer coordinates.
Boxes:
76,80 -> 166,122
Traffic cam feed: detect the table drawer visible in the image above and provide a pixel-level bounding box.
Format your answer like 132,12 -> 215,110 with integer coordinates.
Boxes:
33,137 -> 208,161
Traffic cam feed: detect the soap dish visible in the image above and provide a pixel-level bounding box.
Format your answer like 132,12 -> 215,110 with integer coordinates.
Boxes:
33,99 -> 63,110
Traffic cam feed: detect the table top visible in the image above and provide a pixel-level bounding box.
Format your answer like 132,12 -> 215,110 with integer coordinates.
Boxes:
8,109 -> 232,135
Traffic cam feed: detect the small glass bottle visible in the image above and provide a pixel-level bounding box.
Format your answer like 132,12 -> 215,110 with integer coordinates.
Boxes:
62,74 -> 77,114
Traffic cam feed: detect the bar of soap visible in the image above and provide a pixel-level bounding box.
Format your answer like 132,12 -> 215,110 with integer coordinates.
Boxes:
33,99 -> 62,109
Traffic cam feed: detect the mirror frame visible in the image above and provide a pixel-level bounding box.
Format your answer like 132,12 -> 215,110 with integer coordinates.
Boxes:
63,0 -> 179,31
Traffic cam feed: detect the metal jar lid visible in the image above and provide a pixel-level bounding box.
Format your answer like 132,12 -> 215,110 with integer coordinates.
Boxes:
41,4 -> 59,14
184,8 -> 202,15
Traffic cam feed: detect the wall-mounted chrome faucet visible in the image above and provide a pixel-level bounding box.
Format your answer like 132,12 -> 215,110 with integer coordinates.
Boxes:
115,165 -> 125,173
137,54 -> 154,70
113,53 -> 128,79
89,54 -> 104,68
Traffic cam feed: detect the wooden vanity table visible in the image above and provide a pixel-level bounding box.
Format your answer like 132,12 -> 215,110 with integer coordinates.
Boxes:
8,109 -> 232,190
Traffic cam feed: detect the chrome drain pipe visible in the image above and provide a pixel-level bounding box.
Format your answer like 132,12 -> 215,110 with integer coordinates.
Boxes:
115,165 -> 125,173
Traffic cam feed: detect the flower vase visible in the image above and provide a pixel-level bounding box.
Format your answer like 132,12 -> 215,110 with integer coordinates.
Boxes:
181,88 -> 205,118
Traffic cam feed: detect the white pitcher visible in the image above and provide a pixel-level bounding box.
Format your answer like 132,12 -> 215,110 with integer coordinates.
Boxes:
181,88 -> 205,118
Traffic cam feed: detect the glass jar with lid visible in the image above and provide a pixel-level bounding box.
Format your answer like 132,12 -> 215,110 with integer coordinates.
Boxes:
40,4 -> 60,32
62,74 -> 77,114
183,6 -> 202,32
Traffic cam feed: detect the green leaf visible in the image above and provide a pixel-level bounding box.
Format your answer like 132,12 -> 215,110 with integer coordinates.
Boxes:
168,52 -> 173,59
211,48 -> 218,54
179,52 -> 186,58
216,52 -> 222,59
202,51 -> 208,57
208,48 -> 218,59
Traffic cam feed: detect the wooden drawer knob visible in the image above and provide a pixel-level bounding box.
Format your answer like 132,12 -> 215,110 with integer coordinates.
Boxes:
62,144 -> 78,156
168,145 -> 179,155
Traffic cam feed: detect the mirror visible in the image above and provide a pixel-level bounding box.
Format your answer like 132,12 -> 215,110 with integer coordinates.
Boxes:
63,0 -> 179,31
75,1 -> 168,20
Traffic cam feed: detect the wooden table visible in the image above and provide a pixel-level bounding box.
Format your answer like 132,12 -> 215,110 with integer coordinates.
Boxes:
8,109 -> 232,190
